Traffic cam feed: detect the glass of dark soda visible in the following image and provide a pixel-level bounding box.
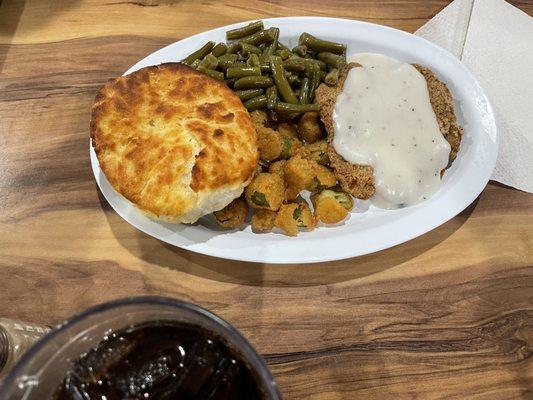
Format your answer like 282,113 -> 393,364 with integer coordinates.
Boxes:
0,296 -> 281,400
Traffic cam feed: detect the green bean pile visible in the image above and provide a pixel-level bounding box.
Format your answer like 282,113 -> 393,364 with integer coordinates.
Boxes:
182,21 -> 347,116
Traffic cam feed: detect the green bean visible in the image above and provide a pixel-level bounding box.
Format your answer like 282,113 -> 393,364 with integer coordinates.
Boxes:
226,66 -> 261,78
285,73 -> 300,85
234,75 -> 274,89
319,70 -> 327,81
263,27 -> 280,60
244,95 -> 268,111
266,86 -> 278,109
227,42 -> 241,54
298,32 -> 346,54
325,68 -> 339,85
309,62 -> 321,101
240,42 -> 261,58
218,54 -> 239,69
224,78 -> 238,88
259,63 -> 271,74
292,45 -> 307,57
211,42 -> 228,57
190,59 -> 201,69
197,67 -> 224,81
235,88 -> 264,101
269,55 -> 298,104
283,57 -> 306,71
239,29 -> 275,46
277,42 -> 291,52
182,41 -> 216,65
275,49 -> 293,60
299,77 -> 311,104
226,21 -> 264,40
274,102 -> 320,113
317,52 -> 343,69
247,53 -> 261,67
198,53 -> 219,70
304,58 -> 326,71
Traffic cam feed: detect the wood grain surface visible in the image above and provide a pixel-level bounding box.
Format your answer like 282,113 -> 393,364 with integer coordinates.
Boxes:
1,0 -> 532,398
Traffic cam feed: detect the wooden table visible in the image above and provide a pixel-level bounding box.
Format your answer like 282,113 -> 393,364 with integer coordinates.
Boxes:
1,0 -> 532,398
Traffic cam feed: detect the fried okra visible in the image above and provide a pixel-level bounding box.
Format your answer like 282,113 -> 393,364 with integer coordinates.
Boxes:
245,172 -> 285,211
298,112 -> 322,143
214,197 -> 248,228
305,140 -> 329,165
277,122 -> 298,138
311,189 -> 354,224
274,201 -> 316,236
311,163 -> 337,191
251,208 -> 277,233
268,160 -> 286,177
283,154 -> 315,190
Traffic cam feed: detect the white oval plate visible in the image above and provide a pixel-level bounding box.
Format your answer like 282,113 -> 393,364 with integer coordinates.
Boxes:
91,17 -> 498,264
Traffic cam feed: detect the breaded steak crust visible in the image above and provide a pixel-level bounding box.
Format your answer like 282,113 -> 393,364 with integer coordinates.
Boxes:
315,63 -> 463,199
91,63 -> 258,223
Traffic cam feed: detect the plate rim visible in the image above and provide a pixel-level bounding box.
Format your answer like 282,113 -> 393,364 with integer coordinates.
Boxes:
91,16 -> 499,264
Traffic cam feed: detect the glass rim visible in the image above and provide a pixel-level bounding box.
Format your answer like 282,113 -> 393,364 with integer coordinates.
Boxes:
0,295 -> 280,398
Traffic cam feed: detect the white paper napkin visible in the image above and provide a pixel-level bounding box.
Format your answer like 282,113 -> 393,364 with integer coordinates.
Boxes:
416,0 -> 533,193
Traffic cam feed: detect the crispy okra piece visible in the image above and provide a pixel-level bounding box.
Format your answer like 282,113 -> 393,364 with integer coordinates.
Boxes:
251,208 -> 278,233
305,140 -> 330,165
283,154 -> 315,190
311,189 -> 354,224
298,111 -> 322,143
214,197 -> 248,229
245,173 -> 285,211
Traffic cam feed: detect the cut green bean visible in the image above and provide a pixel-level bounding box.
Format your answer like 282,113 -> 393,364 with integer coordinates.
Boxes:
298,32 -> 346,54
227,42 -> 241,54
218,54 -> 239,69
226,66 -> 262,78
190,59 -> 201,69
269,55 -> 298,104
211,42 -> 228,57
259,63 -> 271,74
244,95 -> 268,111
325,68 -> 339,85
275,49 -> 293,60
283,57 -> 306,71
226,21 -> 264,40
239,29 -> 275,46
233,75 -> 274,89
198,53 -> 219,70
224,78 -> 238,88
285,73 -> 300,85
263,27 -> 280,60
247,53 -> 261,67
299,77 -> 311,104
277,42 -> 291,52
240,42 -> 261,58
182,41 -> 216,65
274,102 -> 320,113
197,67 -> 224,80
292,45 -> 307,57
235,88 -> 264,101
266,86 -> 278,109
309,62 -> 321,101
317,52 -> 343,69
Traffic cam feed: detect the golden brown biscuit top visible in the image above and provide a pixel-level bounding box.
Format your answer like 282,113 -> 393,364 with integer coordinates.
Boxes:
91,63 -> 258,221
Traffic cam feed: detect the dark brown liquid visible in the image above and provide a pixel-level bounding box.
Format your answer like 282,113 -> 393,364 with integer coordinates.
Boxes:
52,321 -> 264,400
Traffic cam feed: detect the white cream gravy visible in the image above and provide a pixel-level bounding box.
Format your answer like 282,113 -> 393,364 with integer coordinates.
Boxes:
332,53 -> 451,208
